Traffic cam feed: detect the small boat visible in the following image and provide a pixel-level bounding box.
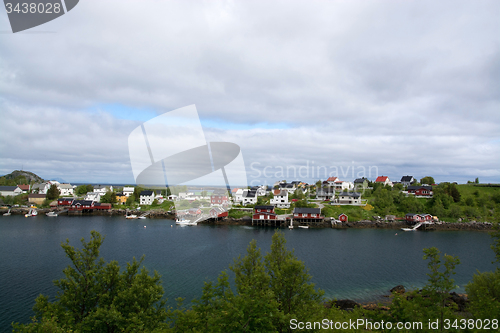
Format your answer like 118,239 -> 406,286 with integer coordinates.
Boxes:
125,214 -> 138,219
298,225 -> 309,229
25,208 -> 37,217
401,228 -> 416,231
3,209 -> 11,216
46,211 -> 58,217
175,218 -> 197,226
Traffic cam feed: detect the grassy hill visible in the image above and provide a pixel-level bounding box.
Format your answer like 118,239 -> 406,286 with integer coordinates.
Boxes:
0,170 -> 44,186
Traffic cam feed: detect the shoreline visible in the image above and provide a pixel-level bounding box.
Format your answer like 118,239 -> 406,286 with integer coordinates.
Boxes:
1,207 -> 494,231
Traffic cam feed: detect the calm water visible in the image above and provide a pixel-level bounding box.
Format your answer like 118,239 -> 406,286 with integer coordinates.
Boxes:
0,215 -> 496,331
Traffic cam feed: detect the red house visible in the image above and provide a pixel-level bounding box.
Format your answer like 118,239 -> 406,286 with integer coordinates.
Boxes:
419,213 -> 432,221
210,207 -> 228,218
338,213 -> 348,222
252,205 -> 278,225
211,189 -> 229,206
57,197 -> 74,206
375,176 -> 392,187
293,208 -> 323,224
405,213 -> 423,223
407,186 -> 433,196
188,208 -> 202,216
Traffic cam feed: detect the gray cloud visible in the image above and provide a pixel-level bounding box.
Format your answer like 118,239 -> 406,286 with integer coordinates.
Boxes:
0,0 -> 498,184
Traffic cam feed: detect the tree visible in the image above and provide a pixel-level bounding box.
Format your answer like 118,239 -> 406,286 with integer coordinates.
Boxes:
264,231 -> 324,330
46,184 -> 60,200
13,231 -> 167,332
133,186 -> 144,203
126,195 -> 136,206
420,176 -> 435,185
465,223 -> 500,319
173,231 -> 324,332
475,177 -> 479,184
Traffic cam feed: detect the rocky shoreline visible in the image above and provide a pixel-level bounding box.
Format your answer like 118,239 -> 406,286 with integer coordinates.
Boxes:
1,208 -> 494,231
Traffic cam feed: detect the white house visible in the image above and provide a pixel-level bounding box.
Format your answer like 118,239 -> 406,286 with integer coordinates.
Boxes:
335,192 -> 362,205
85,192 -> 102,202
0,186 -> 23,196
279,183 -> 296,194
140,190 -> 155,205
58,183 -> 74,196
270,189 -> 290,208
375,176 -> 393,187
242,190 -> 258,206
232,189 -> 245,204
32,182 -> 55,194
400,176 -> 415,187
123,186 -> 135,197
94,185 -> 113,194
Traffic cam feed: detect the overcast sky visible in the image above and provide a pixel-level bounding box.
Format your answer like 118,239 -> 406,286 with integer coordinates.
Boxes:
0,0 -> 499,186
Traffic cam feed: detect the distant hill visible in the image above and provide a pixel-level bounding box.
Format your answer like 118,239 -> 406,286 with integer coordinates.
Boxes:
0,170 -> 45,185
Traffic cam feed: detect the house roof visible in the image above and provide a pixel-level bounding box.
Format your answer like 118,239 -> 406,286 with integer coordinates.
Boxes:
140,190 -> 154,196
327,177 -> 338,182
58,183 -> 73,189
407,186 -> 432,191
245,190 -> 257,198
58,197 -> 74,201
294,207 -> 321,214
17,184 -> 30,190
73,200 -> 94,205
400,176 -> 414,182
338,192 -> 361,198
0,186 -> 20,191
28,194 -> 45,198
273,189 -> 288,196
255,205 -> 274,210
354,178 -> 367,183
375,176 -> 389,182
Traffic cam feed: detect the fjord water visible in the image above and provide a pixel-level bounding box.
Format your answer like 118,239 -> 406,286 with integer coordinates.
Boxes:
0,215 -> 496,330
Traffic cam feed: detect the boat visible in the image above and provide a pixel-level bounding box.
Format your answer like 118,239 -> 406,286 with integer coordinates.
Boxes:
25,208 -> 37,217
125,214 -> 138,219
175,218 -> 197,226
3,209 -> 11,216
401,228 -> 416,231
46,211 -> 58,217
298,225 -> 309,229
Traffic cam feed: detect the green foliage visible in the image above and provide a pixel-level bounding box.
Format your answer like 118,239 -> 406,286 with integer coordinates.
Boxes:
227,209 -> 252,219
46,184 -> 60,200
171,231 -> 324,332
75,184 -> 93,196
371,247 -> 461,332
420,176 -> 435,185
133,187 -> 144,203
126,194 -> 136,206
100,191 -> 117,204
13,231 -> 167,332
465,269 -> 500,319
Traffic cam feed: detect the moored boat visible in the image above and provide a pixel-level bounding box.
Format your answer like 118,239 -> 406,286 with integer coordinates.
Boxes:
175,218 -> 197,226
46,211 -> 58,217
25,208 -> 37,217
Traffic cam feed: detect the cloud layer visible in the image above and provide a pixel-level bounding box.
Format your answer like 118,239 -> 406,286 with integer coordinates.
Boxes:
1,0 -> 499,184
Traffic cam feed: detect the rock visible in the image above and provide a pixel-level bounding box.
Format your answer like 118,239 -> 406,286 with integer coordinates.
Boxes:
333,299 -> 361,310
390,285 -> 406,294
448,292 -> 468,312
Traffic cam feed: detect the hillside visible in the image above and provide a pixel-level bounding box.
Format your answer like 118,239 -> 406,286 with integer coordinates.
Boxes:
0,170 -> 44,185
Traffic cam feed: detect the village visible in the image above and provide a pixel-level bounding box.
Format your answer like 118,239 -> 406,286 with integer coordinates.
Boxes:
0,171 -> 454,230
